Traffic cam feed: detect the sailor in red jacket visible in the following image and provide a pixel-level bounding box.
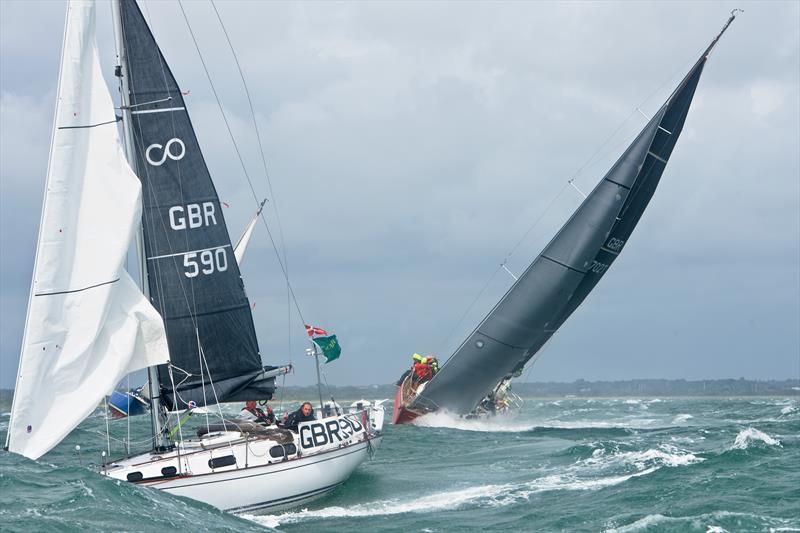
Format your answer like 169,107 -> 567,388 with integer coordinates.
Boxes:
413,360 -> 433,381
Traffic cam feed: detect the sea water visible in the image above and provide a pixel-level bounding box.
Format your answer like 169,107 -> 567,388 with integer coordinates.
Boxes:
1,397 -> 798,532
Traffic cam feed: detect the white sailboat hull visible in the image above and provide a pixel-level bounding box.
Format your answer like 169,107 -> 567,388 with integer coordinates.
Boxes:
167,437 -> 380,513
103,406 -> 384,514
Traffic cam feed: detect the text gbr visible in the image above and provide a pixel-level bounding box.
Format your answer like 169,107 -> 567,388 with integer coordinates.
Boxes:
299,414 -> 366,450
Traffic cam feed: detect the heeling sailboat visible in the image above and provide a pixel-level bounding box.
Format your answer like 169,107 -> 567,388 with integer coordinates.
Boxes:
393,13 -> 738,424
7,0 -> 384,514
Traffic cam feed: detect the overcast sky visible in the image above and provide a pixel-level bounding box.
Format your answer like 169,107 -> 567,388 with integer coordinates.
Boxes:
1,1 -> 798,390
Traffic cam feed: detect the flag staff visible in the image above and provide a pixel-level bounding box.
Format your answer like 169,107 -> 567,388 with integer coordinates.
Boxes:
312,341 -> 324,414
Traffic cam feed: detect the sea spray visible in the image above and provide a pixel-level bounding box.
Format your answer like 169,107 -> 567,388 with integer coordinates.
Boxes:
731,427 -> 781,450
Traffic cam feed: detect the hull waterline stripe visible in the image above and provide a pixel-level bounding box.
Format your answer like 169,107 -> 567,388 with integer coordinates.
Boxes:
226,481 -> 344,513
131,106 -> 186,115
35,278 -> 119,296
147,244 -> 231,261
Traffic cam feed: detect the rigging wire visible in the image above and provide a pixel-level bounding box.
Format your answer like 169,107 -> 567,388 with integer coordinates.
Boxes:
176,1 -> 258,204
436,41 -> 711,362
208,0 -> 297,383
178,0 -> 309,342
103,396 -> 111,457
208,0 -> 288,266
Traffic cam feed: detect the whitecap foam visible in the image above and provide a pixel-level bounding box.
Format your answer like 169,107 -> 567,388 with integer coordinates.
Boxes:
672,413 -> 693,424
780,405 -> 796,415
606,511 -> 797,533
412,411 -> 534,433
581,443 -> 702,471
670,435 -> 704,444
731,428 -> 781,450
605,513 -> 670,532
518,467 -> 659,498
242,482 -> 517,528
243,466 -> 667,527
414,412 -> 664,433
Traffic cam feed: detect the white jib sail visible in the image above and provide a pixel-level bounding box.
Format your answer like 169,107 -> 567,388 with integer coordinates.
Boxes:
7,0 -> 168,460
233,208 -> 261,266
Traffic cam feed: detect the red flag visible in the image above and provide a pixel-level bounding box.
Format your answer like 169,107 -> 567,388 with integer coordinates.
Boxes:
304,324 -> 328,337
222,201 -> 230,208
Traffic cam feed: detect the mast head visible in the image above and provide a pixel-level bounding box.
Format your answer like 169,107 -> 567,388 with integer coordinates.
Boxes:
704,9 -> 742,59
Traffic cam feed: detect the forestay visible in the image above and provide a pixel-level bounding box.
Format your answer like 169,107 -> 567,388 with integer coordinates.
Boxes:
118,0 -> 273,408
411,34 -> 724,416
6,0 -> 168,460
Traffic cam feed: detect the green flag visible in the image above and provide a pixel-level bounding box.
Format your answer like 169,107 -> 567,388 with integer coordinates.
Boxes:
314,334 -> 341,363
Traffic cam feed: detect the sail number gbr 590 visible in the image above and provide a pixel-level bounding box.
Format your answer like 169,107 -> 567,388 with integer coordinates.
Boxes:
165,201 -> 228,278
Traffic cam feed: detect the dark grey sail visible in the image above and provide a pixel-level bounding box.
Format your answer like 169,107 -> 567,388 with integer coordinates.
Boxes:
119,0 -> 274,409
411,16 -> 735,416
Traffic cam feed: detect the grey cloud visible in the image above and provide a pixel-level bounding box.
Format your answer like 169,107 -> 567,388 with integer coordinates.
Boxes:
1,1 -> 797,389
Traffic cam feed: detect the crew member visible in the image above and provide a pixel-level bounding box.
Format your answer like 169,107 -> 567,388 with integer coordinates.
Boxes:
426,355 -> 439,375
240,400 -> 275,425
279,401 -> 316,432
413,357 -> 433,382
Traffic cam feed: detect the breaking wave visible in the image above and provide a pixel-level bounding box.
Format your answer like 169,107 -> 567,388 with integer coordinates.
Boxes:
604,511 -> 800,533
243,441 -> 704,528
580,443 -> 703,470
672,413 -> 693,424
244,468 -> 661,529
242,483 -> 515,528
412,411 -> 667,433
731,428 -> 781,450
412,411 -> 535,432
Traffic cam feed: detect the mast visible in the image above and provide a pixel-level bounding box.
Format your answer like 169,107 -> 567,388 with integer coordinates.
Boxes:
111,0 -> 170,452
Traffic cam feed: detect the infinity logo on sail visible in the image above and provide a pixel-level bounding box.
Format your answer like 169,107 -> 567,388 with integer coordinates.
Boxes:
298,414 -> 365,450
145,138 -> 186,166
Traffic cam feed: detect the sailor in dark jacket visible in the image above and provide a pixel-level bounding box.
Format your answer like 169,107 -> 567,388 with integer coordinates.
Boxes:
279,401 -> 316,432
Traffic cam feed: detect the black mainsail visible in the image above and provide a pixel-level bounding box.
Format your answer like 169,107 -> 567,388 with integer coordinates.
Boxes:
410,15 -> 736,416
119,0 -> 274,408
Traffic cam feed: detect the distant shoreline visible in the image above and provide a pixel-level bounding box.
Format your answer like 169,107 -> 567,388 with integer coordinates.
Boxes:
3,378 -> 797,403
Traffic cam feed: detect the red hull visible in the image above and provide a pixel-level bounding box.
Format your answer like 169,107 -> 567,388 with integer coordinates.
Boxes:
391,383 -> 421,425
